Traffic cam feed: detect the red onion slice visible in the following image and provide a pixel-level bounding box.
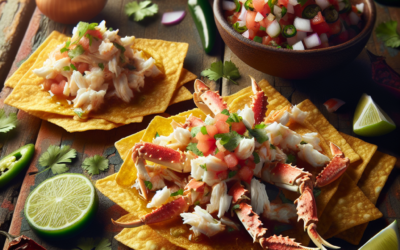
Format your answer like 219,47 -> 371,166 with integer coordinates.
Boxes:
324,98 -> 345,112
162,10 -> 186,25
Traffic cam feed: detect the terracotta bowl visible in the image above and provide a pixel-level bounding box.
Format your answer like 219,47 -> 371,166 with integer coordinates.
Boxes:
213,0 -> 376,79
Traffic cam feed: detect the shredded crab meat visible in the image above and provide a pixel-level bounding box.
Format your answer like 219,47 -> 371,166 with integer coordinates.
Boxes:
153,127 -> 192,150
250,179 -> 269,215
234,138 -> 255,160
301,132 -> 322,151
263,202 -> 297,223
113,73 -> 134,103
191,156 -> 228,186
290,105 -> 308,124
297,143 -> 330,167
237,105 -> 255,128
265,122 -> 302,151
181,206 -> 225,237
204,115 -> 215,125
147,165 -> 187,190
147,186 -> 171,208
206,182 -> 232,218
72,88 -> 106,111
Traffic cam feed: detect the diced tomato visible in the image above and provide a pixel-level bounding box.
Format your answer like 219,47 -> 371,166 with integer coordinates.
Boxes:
256,29 -> 268,37
196,132 -> 214,141
78,36 -> 90,51
231,12 -> 241,24
279,17 -> 292,26
263,35 -> 282,46
312,22 -> 330,35
328,19 -> 342,36
197,140 -> 215,154
54,74 -> 67,83
260,16 -> 274,28
215,113 -> 229,123
206,125 -> 219,138
54,51 -> 69,60
214,151 -> 226,160
217,171 -> 228,181
248,29 -> 256,40
43,79 -> 56,91
253,0 -> 271,16
247,160 -> 256,170
231,121 -> 247,135
294,4 -> 303,17
238,166 -> 253,184
337,30 -> 349,43
86,29 -> 103,40
278,0 -> 289,7
311,12 -> 325,25
246,11 -> 261,32
77,63 -> 89,74
215,120 -> 230,134
224,153 -> 239,170
50,80 -> 66,96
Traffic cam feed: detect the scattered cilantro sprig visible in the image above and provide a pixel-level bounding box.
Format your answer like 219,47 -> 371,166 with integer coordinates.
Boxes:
0,109 -> 17,133
187,142 -> 203,156
200,164 -> 207,171
214,131 -> 243,151
74,108 -> 85,118
125,1 -> 158,22
155,132 -> 160,138
201,60 -> 240,85
38,145 -> 77,174
82,155 -> 109,175
144,180 -> 153,190
171,189 -> 184,197
286,154 -> 297,165
248,128 -> 269,144
376,20 -> 400,48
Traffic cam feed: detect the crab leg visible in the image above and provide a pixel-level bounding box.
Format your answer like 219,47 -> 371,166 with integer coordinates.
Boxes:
250,77 -> 268,125
112,197 -> 189,228
315,143 -> 350,188
193,79 -> 227,116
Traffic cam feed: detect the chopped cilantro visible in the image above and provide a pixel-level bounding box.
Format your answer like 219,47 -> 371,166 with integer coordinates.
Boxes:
376,21 -> 400,48
81,155 -> 109,175
228,171 -> 237,178
38,145 -> 77,174
281,6 -> 287,17
98,63 -> 104,70
155,132 -> 160,138
109,27 -> 113,31
72,22 -> 98,46
70,64 -> 77,71
187,143 -> 203,156
125,0 -> 158,22
214,131 -> 243,151
201,60 -> 240,85
252,151 -> 260,164
190,126 -> 202,137
144,180 -> 153,190
286,154 -> 297,165
200,164 -> 207,171
63,66 -> 71,71
214,148 -> 219,154
113,42 -> 126,53
0,109 -> 17,133
313,188 -> 322,198
260,26 -> 266,31
248,128 -> 269,144
297,0 -> 308,6
226,113 -> 242,124
74,108 -> 84,118
300,140 -> 307,145
254,123 -> 266,129
60,40 -> 71,53
68,45 -> 85,59
221,109 -> 230,116
232,204 -> 240,210
270,144 -> 276,149
201,126 -> 208,135
253,36 -> 263,43
194,201 -> 200,205
171,189 -> 184,197
85,33 -> 93,46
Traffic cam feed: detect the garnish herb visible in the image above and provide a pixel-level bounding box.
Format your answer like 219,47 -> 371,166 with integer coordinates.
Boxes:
200,164 -> 207,171
63,66 -> 71,71
232,204 -> 240,210
187,143 -> 204,156
214,148 -> 219,154
226,113 -> 242,124
281,6 -> 287,17
38,145 -> 77,174
86,34 -> 93,46
300,140 -> 308,145
144,180 -> 153,190
201,126 -> 208,135
253,36 -> 262,43
194,201 -> 200,205
313,188 -> 322,198
70,64 -> 77,71
171,189 -> 184,197
60,40 -> 71,53
82,155 -> 109,175
254,123 -> 266,129
248,128 -> 269,144
297,0 -> 308,6
214,131 -> 243,151
376,20 -> 400,48
221,109 -> 230,116
252,151 -> 260,164
72,22 -> 98,46
98,63 -> 104,70
125,1 -> 158,22
68,45 -> 85,59
0,109 -> 17,133
74,108 -> 84,118
228,170 -> 237,178
201,60 -> 240,85
109,27 -> 114,31
113,42 -> 126,53
270,144 -> 276,149
286,154 -> 297,165
190,126 -> 202,137
155,132 -> 160,138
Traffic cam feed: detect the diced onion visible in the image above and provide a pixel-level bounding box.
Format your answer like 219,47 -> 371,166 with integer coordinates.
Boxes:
161,11 -> 186,25
323,98 -> 345,112
267,13 -> 276,21
287,3 -> 295,14
273,6 -> 282,19
349,11 -> 360,25
292,41 -> 305,50
356,3 -> 364,13
304,33 -> 321,49
223,1 -> 237,11
319,33 -> 328,43
238,4 -> 247,21
242,30 -> 250,38
315,0 -> 330,10
289,0 -> 299,6
267,20 -> 281,37
255,12 -> 264,22
294,17 -> 312,32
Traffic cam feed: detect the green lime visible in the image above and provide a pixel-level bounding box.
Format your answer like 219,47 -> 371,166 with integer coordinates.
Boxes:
359,220 -> 399,250
24,173 -> 98,239
353,93 -> 396,136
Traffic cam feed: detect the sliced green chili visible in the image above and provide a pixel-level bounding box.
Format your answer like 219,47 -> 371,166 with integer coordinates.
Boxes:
253,36 -> 263,43
323,6 -> 339,23
281,6 -> 287,18
302,4 -> 321,19
339,0 -> 352,13
244,0 -> 254,10
233,22 -> 248,33
282,25 -> 297,38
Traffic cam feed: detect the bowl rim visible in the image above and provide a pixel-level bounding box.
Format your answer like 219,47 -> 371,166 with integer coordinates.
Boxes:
213,0 -> 377,55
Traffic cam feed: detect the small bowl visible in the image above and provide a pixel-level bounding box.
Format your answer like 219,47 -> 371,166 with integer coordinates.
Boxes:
213,0 -> 376,79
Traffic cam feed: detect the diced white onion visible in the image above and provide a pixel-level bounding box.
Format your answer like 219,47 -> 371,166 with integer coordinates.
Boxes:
238,4 -> 247,21
255,12 -> 264,22
242,30 -> 250,38
319,33 -> 328,43
294,17 -> 313,32
287,3 -> 295,14
315,0 -> 330,10
267,13 -> 276,21
273,6 -> 282,19
266,20 -> 281,38
292,41 -> 305,50
289,0 -> 299,6
349,11 -> 360,25
304,33 -> 321,49
223,1 -> 237,11
356,3 -> 364,13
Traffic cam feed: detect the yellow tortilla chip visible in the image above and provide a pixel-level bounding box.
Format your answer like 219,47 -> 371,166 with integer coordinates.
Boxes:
296,99 -> 360,163
170,86 -> 193,105
222,87 -> 252,105
5,31 -> 68,88
323,173 -> 383,239
178,68 -> 197,87
335,151 -> 396,245
339,133 -> 377,183
141,116 -> 186,143
5,39 -> 189,124
115,130 -> 145,160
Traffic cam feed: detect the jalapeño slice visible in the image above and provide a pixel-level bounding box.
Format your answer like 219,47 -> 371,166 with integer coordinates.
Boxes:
302,4 -> 322,19
282,25 -> 297,38
244,0 -> 254,10
322,6 -> 339,23
339,0 -> 352,13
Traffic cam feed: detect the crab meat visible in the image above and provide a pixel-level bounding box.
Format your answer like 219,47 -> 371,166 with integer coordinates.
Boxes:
263,202 -> 297,224
297,143 -> 330,167
206,182 -> 232,218
146,165 -> 187,190
153,127 -> 192,151
235,138 -> 255,160
193,79 -> 227,116
237,105 -> 255,129
181,206 -> 226,237
250,178 -> 269,215
191,155 -> 228,186
147,186 -> 171,208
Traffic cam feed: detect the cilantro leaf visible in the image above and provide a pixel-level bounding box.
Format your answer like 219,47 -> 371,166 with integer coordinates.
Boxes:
214,148 -> 219,154
228,170 -> 237,178
270,144 -> 276,149
70,64 -> 77,71
113,42 -> 126,53
376,20 -> 400,48
144,180 -> 153,190
171,189 -> 184,197
300,140 -> 307,145
214,131 -> 243,151
200,164 -> 207,171
155,132 -> 160,138
125,1 -> 158,22
74,108 -> 84,118
297,0 -> 308,6
252,151 -> 260,164
286,154 -> 297,165
248,128 -> 269,144
201,126 -> 208,135
194,200 -> 200,205
68,45 -> 85,59
221,109 -> 230,116
60,40 -> 71,53
313,188 -> 322,198
232,204 -> 240,210
279,192 -> 293,204
187,143 -> 204,156
226,113 -> 242,124
0,109 -> 17,133
74,237 -> 111,250
254,123 -> 266,129
98,63 -> 104,70
38,145 -> 77,174
82,155 -> 109,175
63,66 -> 71,71
190,126 -> 202,138
71,22 -> 98,46
201,60 -> 240,85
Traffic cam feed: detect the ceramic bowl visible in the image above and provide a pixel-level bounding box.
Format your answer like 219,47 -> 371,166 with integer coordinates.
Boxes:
213,0 -> 376,79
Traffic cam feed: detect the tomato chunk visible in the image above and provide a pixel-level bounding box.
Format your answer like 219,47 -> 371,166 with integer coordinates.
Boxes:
54,51 -> 69,60
54,74 -> 67,83
50,80 -> 66,96
224,153 -> 239,170
214,151 -> 226,160
206,125 -> 219,138
246,11 -> 261,32
231,121 -> 247,135
215,120 -> 230,134
78,36 -> 90,51
312,22 -> 330,35
253,0 -> 270,16
196,132 -> 213,141
238,166 -> 254,184
215,113 -> 229,123
43,79 -> 56,91
217,171 -> 228,181
77,63 -> 89,74
197,140 -> 215,154
86,29 -> 103,39
311,12 -> 325,25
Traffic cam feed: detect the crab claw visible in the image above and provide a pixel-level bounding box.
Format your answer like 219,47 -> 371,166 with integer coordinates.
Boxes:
112,197 -> 189,228
260,235 -> 319,250
315,142 -> 349,188
193,79 -> 227,116
307,223 -> 340,250
250,76 -> 268,125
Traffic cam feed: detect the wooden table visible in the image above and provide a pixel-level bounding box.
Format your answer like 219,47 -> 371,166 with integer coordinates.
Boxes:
0,0 -> 399,249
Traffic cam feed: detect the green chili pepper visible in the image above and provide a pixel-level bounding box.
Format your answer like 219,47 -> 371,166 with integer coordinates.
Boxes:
244,0 -> 254,10
323,6 -> 339,23
339,0 -> 352,14
302,4 -> 321,19
253,36 -> 263,43
282,25 -> 297,38
268,0 -> 277,14
233,22 -> 248,33
188,0 -> 217,54
234,0 -> 241,11
281,6 -> 287,18
0,144 -> 35,188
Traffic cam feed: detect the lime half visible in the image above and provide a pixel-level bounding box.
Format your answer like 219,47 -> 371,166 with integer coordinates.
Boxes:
359,220 -> 400,250
25,173 -> 98,238
353,93 -> 396,136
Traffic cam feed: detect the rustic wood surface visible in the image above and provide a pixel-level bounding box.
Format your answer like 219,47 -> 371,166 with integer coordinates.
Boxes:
0,0 -> 399,249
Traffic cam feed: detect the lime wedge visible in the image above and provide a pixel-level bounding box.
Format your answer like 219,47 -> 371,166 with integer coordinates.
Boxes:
24,173 -> 98,238
359,220 -> 400,250
353,93 -> 396,136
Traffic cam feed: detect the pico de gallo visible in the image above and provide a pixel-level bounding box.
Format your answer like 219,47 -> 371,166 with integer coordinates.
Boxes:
223,0 -> 365,50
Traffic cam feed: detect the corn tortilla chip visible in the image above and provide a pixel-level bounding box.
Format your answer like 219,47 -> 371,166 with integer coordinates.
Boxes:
323,173 -> 383,239
296,100 -> 360,164
115,130 -> 145,160
335,151 -> 396,245
5,39 -> 189,124
178,68 -> 197,87
339,133 -> 377,184
170,86 -> 193,105
5,31 -> 68,88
